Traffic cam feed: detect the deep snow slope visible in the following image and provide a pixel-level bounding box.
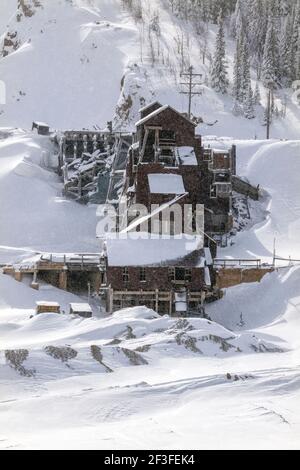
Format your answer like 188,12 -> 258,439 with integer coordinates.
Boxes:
202,138 -> 300,262
0,0 -> 138,129
0,267 -> 300,450
0,0 -> 300,138
0,130 -> 99,264
0,0 -> 300,451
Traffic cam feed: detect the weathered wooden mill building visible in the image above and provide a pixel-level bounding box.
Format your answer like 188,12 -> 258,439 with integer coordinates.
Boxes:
102,103 -> 226,314
102,102 -> 261,315
2,103 -> 263,318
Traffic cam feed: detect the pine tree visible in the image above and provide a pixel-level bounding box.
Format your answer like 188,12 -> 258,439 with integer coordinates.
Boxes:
210,11 -> 229,94
254,82 -> 261,105
232,35 -> 242,102
280,15 -> 293,86
291,1 -> 300,81
244,83 -> 255,119
230,0 -> 243,39
241,33 -> 251,102
262,14 -> 280,88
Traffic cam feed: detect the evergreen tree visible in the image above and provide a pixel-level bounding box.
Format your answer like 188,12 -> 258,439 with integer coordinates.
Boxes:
254,82 -> 261,105
280,15 -> 293,86
262,14 -> 280,88
244,83 -> 255,119
232,35 -> 242,102
210,11 -> 229,94
241,33 -> 251,102
230,0 -> 243,39
291,1 -> 300,81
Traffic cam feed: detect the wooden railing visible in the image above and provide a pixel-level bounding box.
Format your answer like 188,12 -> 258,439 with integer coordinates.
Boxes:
213,258 -> 262,269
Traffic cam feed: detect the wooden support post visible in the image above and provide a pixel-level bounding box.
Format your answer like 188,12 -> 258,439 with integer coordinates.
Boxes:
155,289 -> 159,313
31,270 -> 39,290
169,291 -> 173,316
106,287 -> 113,314
14,271 -> 23,282
59,270 -> 68,291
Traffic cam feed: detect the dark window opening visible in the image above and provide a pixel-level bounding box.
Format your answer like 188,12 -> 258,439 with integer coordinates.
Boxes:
175,267 -> 185,281
140,267 -> 146,282
159,130 -> 176,141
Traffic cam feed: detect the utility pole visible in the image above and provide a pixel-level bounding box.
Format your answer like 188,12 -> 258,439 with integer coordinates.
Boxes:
273,236 -> 276,267
266,88 -> 272,140
180,66 -> 203,119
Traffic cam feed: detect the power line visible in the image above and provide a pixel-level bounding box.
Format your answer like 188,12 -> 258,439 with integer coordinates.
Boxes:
180,66 -> 203,119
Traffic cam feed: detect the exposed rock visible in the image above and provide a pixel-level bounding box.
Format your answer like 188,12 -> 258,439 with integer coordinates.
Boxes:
115,94 -> 133,123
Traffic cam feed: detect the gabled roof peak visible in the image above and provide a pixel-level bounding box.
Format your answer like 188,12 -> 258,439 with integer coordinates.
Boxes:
135,105 -> 197,128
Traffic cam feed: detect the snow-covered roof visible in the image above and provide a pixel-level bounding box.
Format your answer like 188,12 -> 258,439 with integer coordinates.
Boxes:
135,105 -> 197,128
106,235 -> 205,267
36,301 -> 60,307
70,303 -> 92,313
212,148 -> 230,154
176,146 -> 198,166
139,101 -> 162,113
148,173 -> 186,194
33,121 -> 50,128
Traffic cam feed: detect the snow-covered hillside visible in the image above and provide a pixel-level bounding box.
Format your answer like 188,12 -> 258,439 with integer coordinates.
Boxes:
0,0 -> 300,138
0,266 -> 300,450
0,0 -> 300,451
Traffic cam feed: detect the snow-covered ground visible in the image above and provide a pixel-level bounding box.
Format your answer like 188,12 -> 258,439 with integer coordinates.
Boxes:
0,266 -> 300,450
1,0 -> 300,138
0,130 -> 99,265
0,0 -> 300,451
0,129 -> 300,449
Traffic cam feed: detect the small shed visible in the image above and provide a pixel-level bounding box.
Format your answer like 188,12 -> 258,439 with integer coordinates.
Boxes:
32,121 -> 50,136
69,303 -> 93,318
36,301 -> 61,315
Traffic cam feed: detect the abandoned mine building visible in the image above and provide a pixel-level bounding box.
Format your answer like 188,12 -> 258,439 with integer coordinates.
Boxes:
102,102 -> 240,315
48,102 -> 259,316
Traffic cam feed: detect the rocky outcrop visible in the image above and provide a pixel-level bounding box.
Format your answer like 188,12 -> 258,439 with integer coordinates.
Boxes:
1,1 -> 42,57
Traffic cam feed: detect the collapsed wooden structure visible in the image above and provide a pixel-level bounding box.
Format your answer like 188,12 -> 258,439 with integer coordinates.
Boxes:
56,131 -> 132,204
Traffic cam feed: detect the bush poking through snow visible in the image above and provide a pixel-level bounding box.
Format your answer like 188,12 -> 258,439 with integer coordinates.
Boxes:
118,348 -> 148,366
44,346 -> 77,363
175,333 -> 202,354
90,345 -> 113,373
5,349 -> 35,377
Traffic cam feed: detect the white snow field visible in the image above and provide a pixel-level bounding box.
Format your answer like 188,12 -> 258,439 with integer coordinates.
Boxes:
0,0 -> 300,451
0,130 -> 299,449
1,0 -> 300,138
